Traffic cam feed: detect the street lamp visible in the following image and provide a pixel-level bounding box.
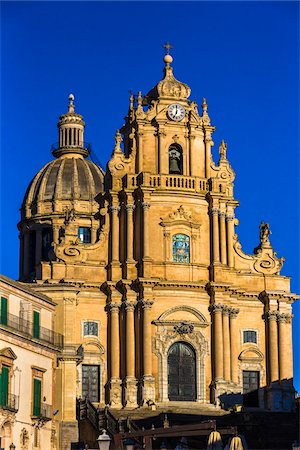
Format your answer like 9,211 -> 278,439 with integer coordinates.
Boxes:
9,445 -> 16,450
97,429 -> 111,450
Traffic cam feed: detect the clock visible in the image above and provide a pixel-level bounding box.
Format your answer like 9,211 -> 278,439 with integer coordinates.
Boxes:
167,103 -> 186,121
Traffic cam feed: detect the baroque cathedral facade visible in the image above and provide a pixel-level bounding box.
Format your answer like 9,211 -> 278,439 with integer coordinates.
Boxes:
16,50 -> 297,448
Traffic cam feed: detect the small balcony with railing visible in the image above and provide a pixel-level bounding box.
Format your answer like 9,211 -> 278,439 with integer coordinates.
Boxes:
0,312 -> 63,348
31,401 -> 52,421
0,392 -> 19,412
123,172 -> 209,193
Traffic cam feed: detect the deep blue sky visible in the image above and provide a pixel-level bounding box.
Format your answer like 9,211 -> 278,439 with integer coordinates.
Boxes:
1,2 -> 299,389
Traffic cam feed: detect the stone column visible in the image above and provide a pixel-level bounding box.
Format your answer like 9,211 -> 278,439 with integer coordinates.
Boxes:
278,313 -> 293,382
222,307 -> 231,382
126,204 -> 135,262
211,209 -> 220,263
211,304 -> 224,380
267,311 -> 279,384
141,299 -> 155,402
142,202 -> 151,259
189,134 -> 196,177
91,225 -> 97,244
124,301 -> 138,407
110,206 -> 120,262
23,230 -> 30,277
219,212 -> 227,265
109,302 -> 122,407
53,223 -> 60,244
226,214 -> 235,268
229,308 -> 239,384
137,131 -> 144,173
158,130 -> 166,174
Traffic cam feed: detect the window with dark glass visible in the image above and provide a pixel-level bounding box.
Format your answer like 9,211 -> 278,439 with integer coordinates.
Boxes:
78,227 -> 91,244
172,234 -> 190,263
83,321 -> 98,337
82,365 -> 100,402
243,330 -> 257,344
243,370 -> 259,407
42,228 -> 53,261
169,144 -> 183,174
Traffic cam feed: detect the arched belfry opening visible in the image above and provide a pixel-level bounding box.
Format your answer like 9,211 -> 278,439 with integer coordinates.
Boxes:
167,341 -> 196,401
169,144 -> 183,174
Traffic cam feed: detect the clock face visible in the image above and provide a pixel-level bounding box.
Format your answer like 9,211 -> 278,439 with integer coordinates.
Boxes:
168,103 -> 186,121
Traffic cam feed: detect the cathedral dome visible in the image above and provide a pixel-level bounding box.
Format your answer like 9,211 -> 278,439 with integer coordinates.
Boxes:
21,94 -> 104,220
22,156 -> 104,218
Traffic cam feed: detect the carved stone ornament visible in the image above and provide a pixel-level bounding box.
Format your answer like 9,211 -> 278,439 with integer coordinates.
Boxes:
174,321 -> 194,335
160,205 -> 199,229
108,130 -> 132,178
20,428 -> 30,450
156,64 -> 191,100
233,226 -> 285,275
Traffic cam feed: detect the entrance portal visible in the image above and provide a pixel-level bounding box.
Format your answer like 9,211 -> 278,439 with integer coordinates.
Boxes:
167,341 -> 196,401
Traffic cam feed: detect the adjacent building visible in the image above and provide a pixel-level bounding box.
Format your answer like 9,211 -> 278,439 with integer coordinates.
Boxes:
0,275 -> 63,449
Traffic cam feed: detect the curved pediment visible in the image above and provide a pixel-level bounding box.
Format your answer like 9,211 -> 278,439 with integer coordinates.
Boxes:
238,347 -> 264,362
157,305 -> 208,326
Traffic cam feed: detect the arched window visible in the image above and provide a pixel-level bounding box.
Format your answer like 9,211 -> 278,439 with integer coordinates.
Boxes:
168,342 -> 196,401
172,234 -> 190,263
169,144 -> 183,174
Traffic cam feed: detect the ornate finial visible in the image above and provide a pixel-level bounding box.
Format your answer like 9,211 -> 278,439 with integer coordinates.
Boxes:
259,221 -> 271,246
163,42 -> 173,55
113,130 -> 123,154
68,93 -> 75,113
163,42 -> 173,65
201,97 -> 211,125
219,140 -> 227,160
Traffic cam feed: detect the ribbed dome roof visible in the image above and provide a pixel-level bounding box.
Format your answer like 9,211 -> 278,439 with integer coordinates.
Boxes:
22,156 -> 104,217
21,95 -> 105,219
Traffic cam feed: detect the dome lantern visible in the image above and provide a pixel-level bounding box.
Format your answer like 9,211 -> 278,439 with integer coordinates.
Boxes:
52,94 -> 90,158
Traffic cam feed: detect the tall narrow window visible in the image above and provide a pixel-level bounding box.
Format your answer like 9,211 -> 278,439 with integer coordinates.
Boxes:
33,378 -> 42,416
42,228 -> 53,261
0,366 -> 9,407
0,297 -> 8,325
82,365 -> 100,402
78,227 -> 91,244
33,311 -> 40,339
173,234 -> 190,263
169,144 -> 183,174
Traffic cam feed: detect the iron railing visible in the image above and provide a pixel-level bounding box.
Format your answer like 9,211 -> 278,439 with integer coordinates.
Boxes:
0,312 -> 63,347
50,142 -> 91,152
0,393 -> 19,412
32,401 -> 52,420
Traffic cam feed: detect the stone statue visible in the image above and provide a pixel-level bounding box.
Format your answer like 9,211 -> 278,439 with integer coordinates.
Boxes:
259,221 -> 271,244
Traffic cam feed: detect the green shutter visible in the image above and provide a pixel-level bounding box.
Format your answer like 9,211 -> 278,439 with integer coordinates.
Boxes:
33,311 -> 40,339
1,297 -> 8,325
33,378 -> 41,416
1,366 -> 9,406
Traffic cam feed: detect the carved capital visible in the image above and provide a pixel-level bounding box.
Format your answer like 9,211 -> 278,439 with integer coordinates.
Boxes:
222,305 -> 231,316
142,202 -> 151,211
110,206 -> 120,214
141,299 -> 154,310
264,311 -> 278,321
209,303 -> 224,314
124,301 -> 137,312
109,302 -> 120,313
229,307 -> 240,318
226,214 -> 235,222
277,312 -> 293,324
219,211 -> 226,218
126,204 -> 135,213
211,208 -> 220,216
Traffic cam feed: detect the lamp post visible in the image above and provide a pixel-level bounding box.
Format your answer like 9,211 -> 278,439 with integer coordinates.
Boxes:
97,429 -> 111,450
9,445 -> 16,450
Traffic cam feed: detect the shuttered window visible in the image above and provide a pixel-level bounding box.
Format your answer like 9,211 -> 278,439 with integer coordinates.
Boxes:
0,297 -> 8,325
33,378 -> 41,416
33,311 -> 40,339
0,366 -> 9,406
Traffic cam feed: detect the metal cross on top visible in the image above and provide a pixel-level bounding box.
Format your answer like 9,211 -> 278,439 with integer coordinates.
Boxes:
163,42 -> 173,54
